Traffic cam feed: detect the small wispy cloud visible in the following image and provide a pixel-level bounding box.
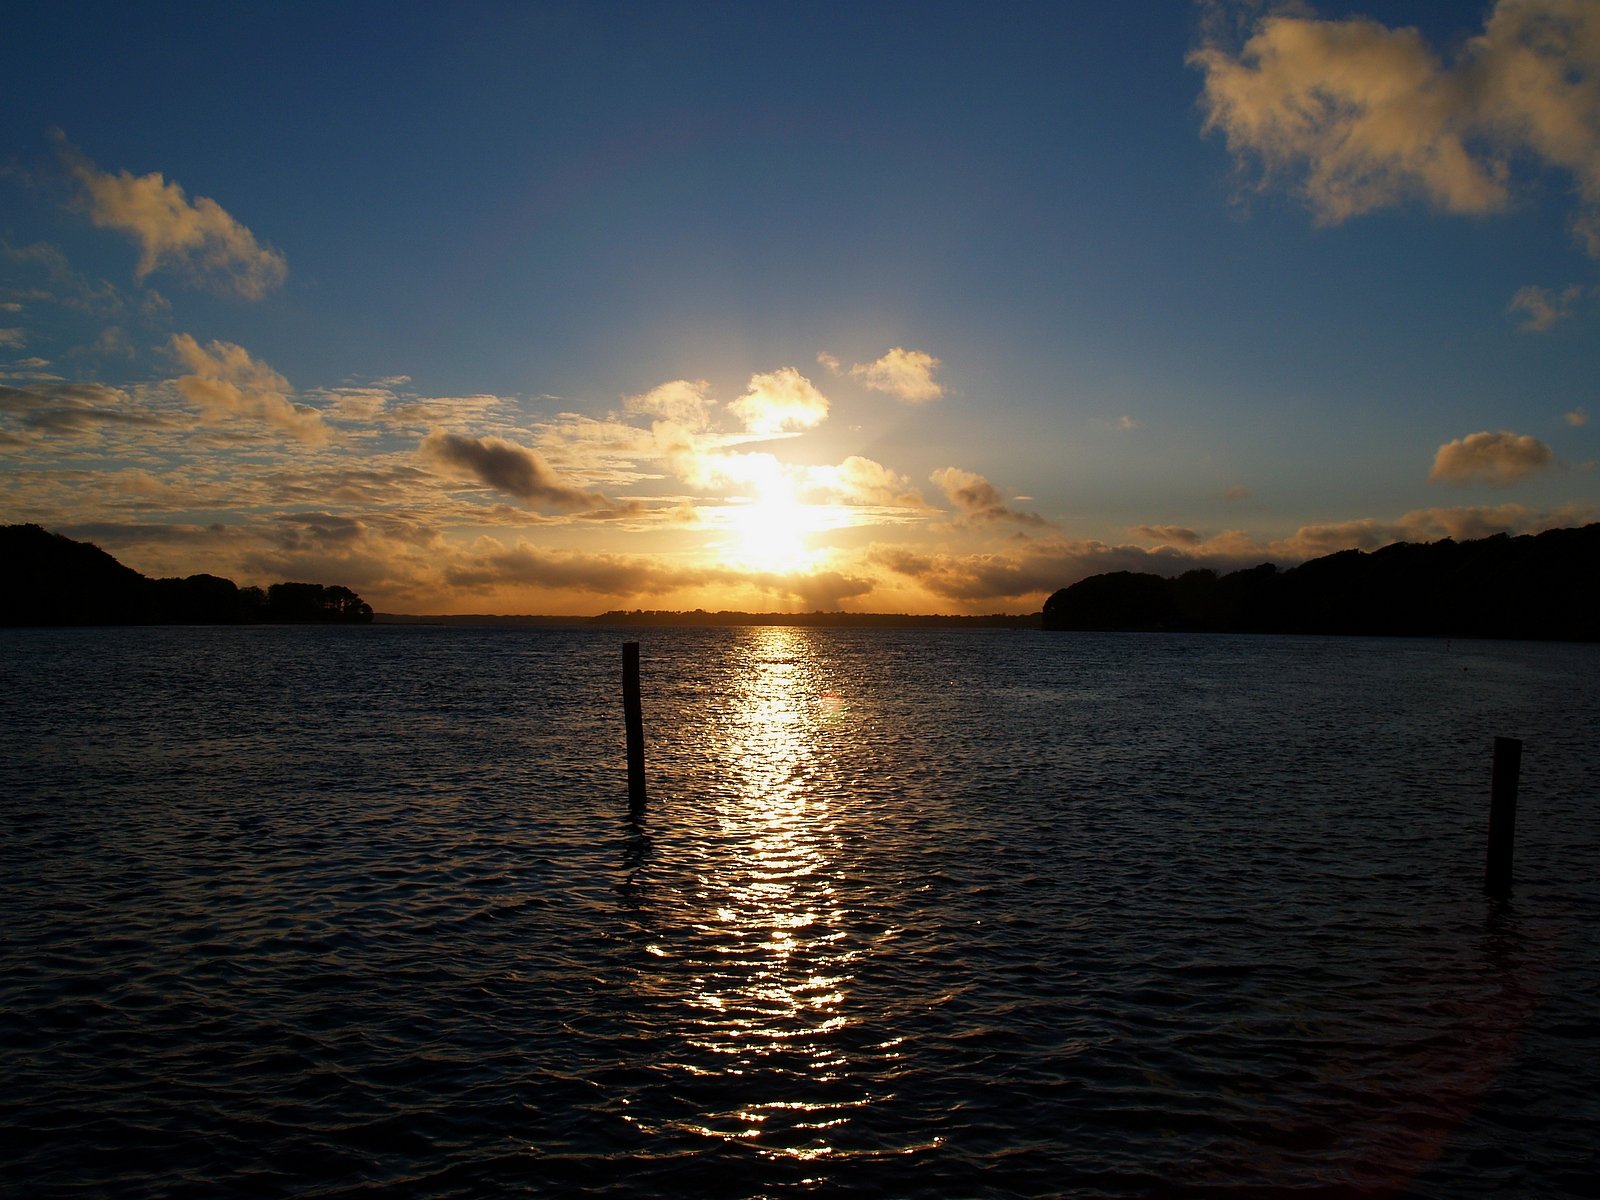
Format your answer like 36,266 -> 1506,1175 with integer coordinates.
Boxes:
930,466 -> 1048,526
1131,524 -> 1201,545
1508,284 -> 1586,331
624,378 -> 715,429
1567,407 -> 1590,427
848,347 -> 944,403
1429,430 -> 1554,487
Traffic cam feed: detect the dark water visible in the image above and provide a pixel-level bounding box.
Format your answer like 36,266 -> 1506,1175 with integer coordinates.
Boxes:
2,625 -> 1597,1198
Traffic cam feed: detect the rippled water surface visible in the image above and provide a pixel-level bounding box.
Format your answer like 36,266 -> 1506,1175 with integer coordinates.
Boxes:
3,625 -> 1598,1197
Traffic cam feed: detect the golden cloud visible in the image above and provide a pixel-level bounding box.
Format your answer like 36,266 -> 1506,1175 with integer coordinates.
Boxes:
170,334 -> 327,444
801,456 -> 927,508
727,367 -> 829,436
1193,1 -> 1600,253
1428,430 -> 1555,486
849,347 -> 944,403
624,378 -> 715,428
60,136 -> 288,297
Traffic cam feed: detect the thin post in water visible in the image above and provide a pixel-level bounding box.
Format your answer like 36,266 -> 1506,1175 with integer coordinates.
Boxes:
1485,735 -> 1521,898
623,641 -> 646,809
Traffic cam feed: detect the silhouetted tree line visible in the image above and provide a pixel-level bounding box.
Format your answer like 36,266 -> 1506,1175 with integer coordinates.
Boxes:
1,524 -> 373,626
1042,524 -> 1600,641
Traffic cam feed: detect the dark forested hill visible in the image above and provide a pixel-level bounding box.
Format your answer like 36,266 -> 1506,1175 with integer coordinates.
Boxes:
1042,524 -> 1600,641
0,524 -> 373,626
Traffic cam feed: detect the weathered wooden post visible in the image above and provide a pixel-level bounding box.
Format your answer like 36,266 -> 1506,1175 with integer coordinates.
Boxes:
623,641 -> 646,809
1484,736 -> 1521,898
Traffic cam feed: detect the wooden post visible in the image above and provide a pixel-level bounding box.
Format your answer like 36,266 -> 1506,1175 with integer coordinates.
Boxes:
1485,736 -> 1521,898
623,641 -> 646,809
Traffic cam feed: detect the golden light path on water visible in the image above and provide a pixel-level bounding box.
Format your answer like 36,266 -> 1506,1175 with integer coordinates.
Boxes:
627,627 -> 925,1166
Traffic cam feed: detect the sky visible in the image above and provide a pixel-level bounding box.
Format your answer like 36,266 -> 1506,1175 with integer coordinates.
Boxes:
2,0 -> 1597,615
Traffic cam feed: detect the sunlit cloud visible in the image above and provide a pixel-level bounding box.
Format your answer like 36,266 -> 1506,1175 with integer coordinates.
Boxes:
801,456 -> 927,509
1567,407 -> 1590,427
1221,484 -> 1252,500
1192,1 -> 1600,254
930,466 -> 1049,526
58,134 -> 288,297
727,367 -> 829,436
170,334 -> 328,444
848,347 -> 944,403
624,378 -> 716,428
1117,415 -> 1139,430
1429,429 -> 1555,486
0,329 -> 26,349
1509,283 -> 1586,330
421,430 -> 610,510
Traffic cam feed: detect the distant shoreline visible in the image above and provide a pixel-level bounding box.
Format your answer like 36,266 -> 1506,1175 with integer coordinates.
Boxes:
374,610 -> 1042,630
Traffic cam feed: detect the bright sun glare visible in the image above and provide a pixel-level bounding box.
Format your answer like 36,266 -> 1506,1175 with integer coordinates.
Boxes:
720,460 -> 828,574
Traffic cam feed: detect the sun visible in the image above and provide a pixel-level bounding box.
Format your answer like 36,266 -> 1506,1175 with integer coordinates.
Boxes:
717,459 -> 828,574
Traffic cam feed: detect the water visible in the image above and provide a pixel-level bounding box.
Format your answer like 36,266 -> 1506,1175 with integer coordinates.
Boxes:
2,625 -> 1597,1197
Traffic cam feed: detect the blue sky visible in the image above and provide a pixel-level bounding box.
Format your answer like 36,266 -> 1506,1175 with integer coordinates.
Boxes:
2,1 -> 1596,613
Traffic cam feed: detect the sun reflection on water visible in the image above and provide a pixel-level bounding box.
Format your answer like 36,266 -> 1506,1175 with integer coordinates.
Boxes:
644,626 -> 894,1161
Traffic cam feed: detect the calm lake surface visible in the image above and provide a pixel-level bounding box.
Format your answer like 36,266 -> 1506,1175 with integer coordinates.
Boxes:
2,625 -> 1597,1198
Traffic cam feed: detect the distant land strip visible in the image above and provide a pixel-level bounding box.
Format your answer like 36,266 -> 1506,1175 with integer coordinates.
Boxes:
7,522 -> 1599,639
375,611 -> 1041,629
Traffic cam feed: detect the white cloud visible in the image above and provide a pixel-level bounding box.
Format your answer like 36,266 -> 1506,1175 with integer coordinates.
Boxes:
849,347 -> 944,403
1192,2 -> 1600,254
727,367 -> 829,436
0,328 -> 26,349
1428,429 -> 1555,486
60,135 -> 288,298
170,335 -> 327,444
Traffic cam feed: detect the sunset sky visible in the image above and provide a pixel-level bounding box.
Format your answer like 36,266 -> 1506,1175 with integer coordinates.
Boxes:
3,1 -> 1597,614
